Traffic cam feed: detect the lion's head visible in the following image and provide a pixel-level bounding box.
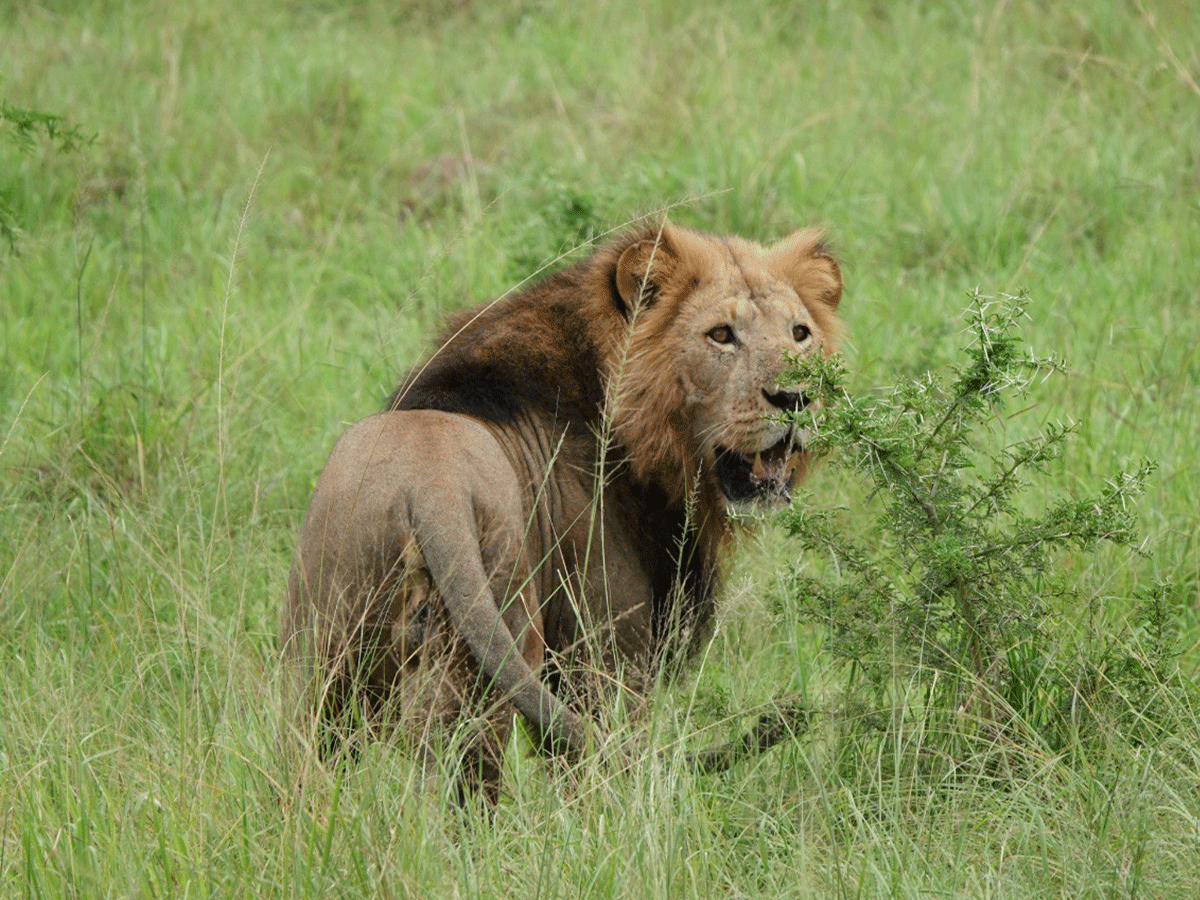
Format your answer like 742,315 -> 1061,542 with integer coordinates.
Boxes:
601,223 -> 843,513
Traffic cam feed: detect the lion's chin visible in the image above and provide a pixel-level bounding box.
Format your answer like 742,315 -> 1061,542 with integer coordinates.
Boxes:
714,434 -> 802,510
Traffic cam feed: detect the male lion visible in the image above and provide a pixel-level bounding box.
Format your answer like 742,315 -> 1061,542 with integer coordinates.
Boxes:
280,220 -> 842,800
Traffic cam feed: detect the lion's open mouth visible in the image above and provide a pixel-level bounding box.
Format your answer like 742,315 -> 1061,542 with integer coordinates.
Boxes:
714,432 -> 802,507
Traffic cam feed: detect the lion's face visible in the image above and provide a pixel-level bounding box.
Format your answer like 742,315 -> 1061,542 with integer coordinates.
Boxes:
610,225 -> 842,512
673,267 -> 821,509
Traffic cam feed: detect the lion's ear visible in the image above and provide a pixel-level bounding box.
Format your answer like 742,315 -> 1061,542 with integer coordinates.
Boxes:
768,229 -> 843,312
615,228 -> 681,314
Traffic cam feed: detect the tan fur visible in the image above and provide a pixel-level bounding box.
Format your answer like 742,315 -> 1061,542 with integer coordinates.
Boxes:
280,220 -> 842,799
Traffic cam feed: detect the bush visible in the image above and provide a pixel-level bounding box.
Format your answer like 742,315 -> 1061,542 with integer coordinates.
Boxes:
778,290 -> 1181,765
1,97 -> 92,251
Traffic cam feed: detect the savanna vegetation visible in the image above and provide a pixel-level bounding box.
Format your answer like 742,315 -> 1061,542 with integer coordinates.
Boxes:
2,1 -> 1198,896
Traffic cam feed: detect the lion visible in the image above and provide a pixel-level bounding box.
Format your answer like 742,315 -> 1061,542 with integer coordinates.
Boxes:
280,219 -> 843,800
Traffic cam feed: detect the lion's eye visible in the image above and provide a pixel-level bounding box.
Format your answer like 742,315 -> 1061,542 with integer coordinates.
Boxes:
793,324 -> 812,343
707,325 -> 736,345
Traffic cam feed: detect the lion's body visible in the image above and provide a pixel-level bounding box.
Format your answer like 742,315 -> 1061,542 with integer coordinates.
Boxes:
280,221 -> 842,798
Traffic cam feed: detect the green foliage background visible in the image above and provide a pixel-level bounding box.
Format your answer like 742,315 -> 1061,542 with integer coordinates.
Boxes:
2,1 -> 1198,897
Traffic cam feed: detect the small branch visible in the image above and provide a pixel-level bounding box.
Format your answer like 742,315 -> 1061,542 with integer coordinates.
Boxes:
679,697 -> 813,776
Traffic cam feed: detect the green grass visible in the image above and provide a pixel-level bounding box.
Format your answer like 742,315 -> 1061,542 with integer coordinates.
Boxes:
2,0 -> 1199,896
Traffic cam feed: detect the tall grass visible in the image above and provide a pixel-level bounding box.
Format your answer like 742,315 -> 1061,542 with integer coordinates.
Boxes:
2,0 -> 1199,896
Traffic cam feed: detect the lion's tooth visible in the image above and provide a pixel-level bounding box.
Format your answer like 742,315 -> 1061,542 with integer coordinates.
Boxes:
751,451 -> 765,479
785,450 -> 802,480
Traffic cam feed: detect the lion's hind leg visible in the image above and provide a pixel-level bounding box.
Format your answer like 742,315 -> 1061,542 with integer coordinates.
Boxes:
357,532 -> 545,806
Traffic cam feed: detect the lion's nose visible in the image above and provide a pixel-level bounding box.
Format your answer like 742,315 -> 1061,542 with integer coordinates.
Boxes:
762,389 -> 810,414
